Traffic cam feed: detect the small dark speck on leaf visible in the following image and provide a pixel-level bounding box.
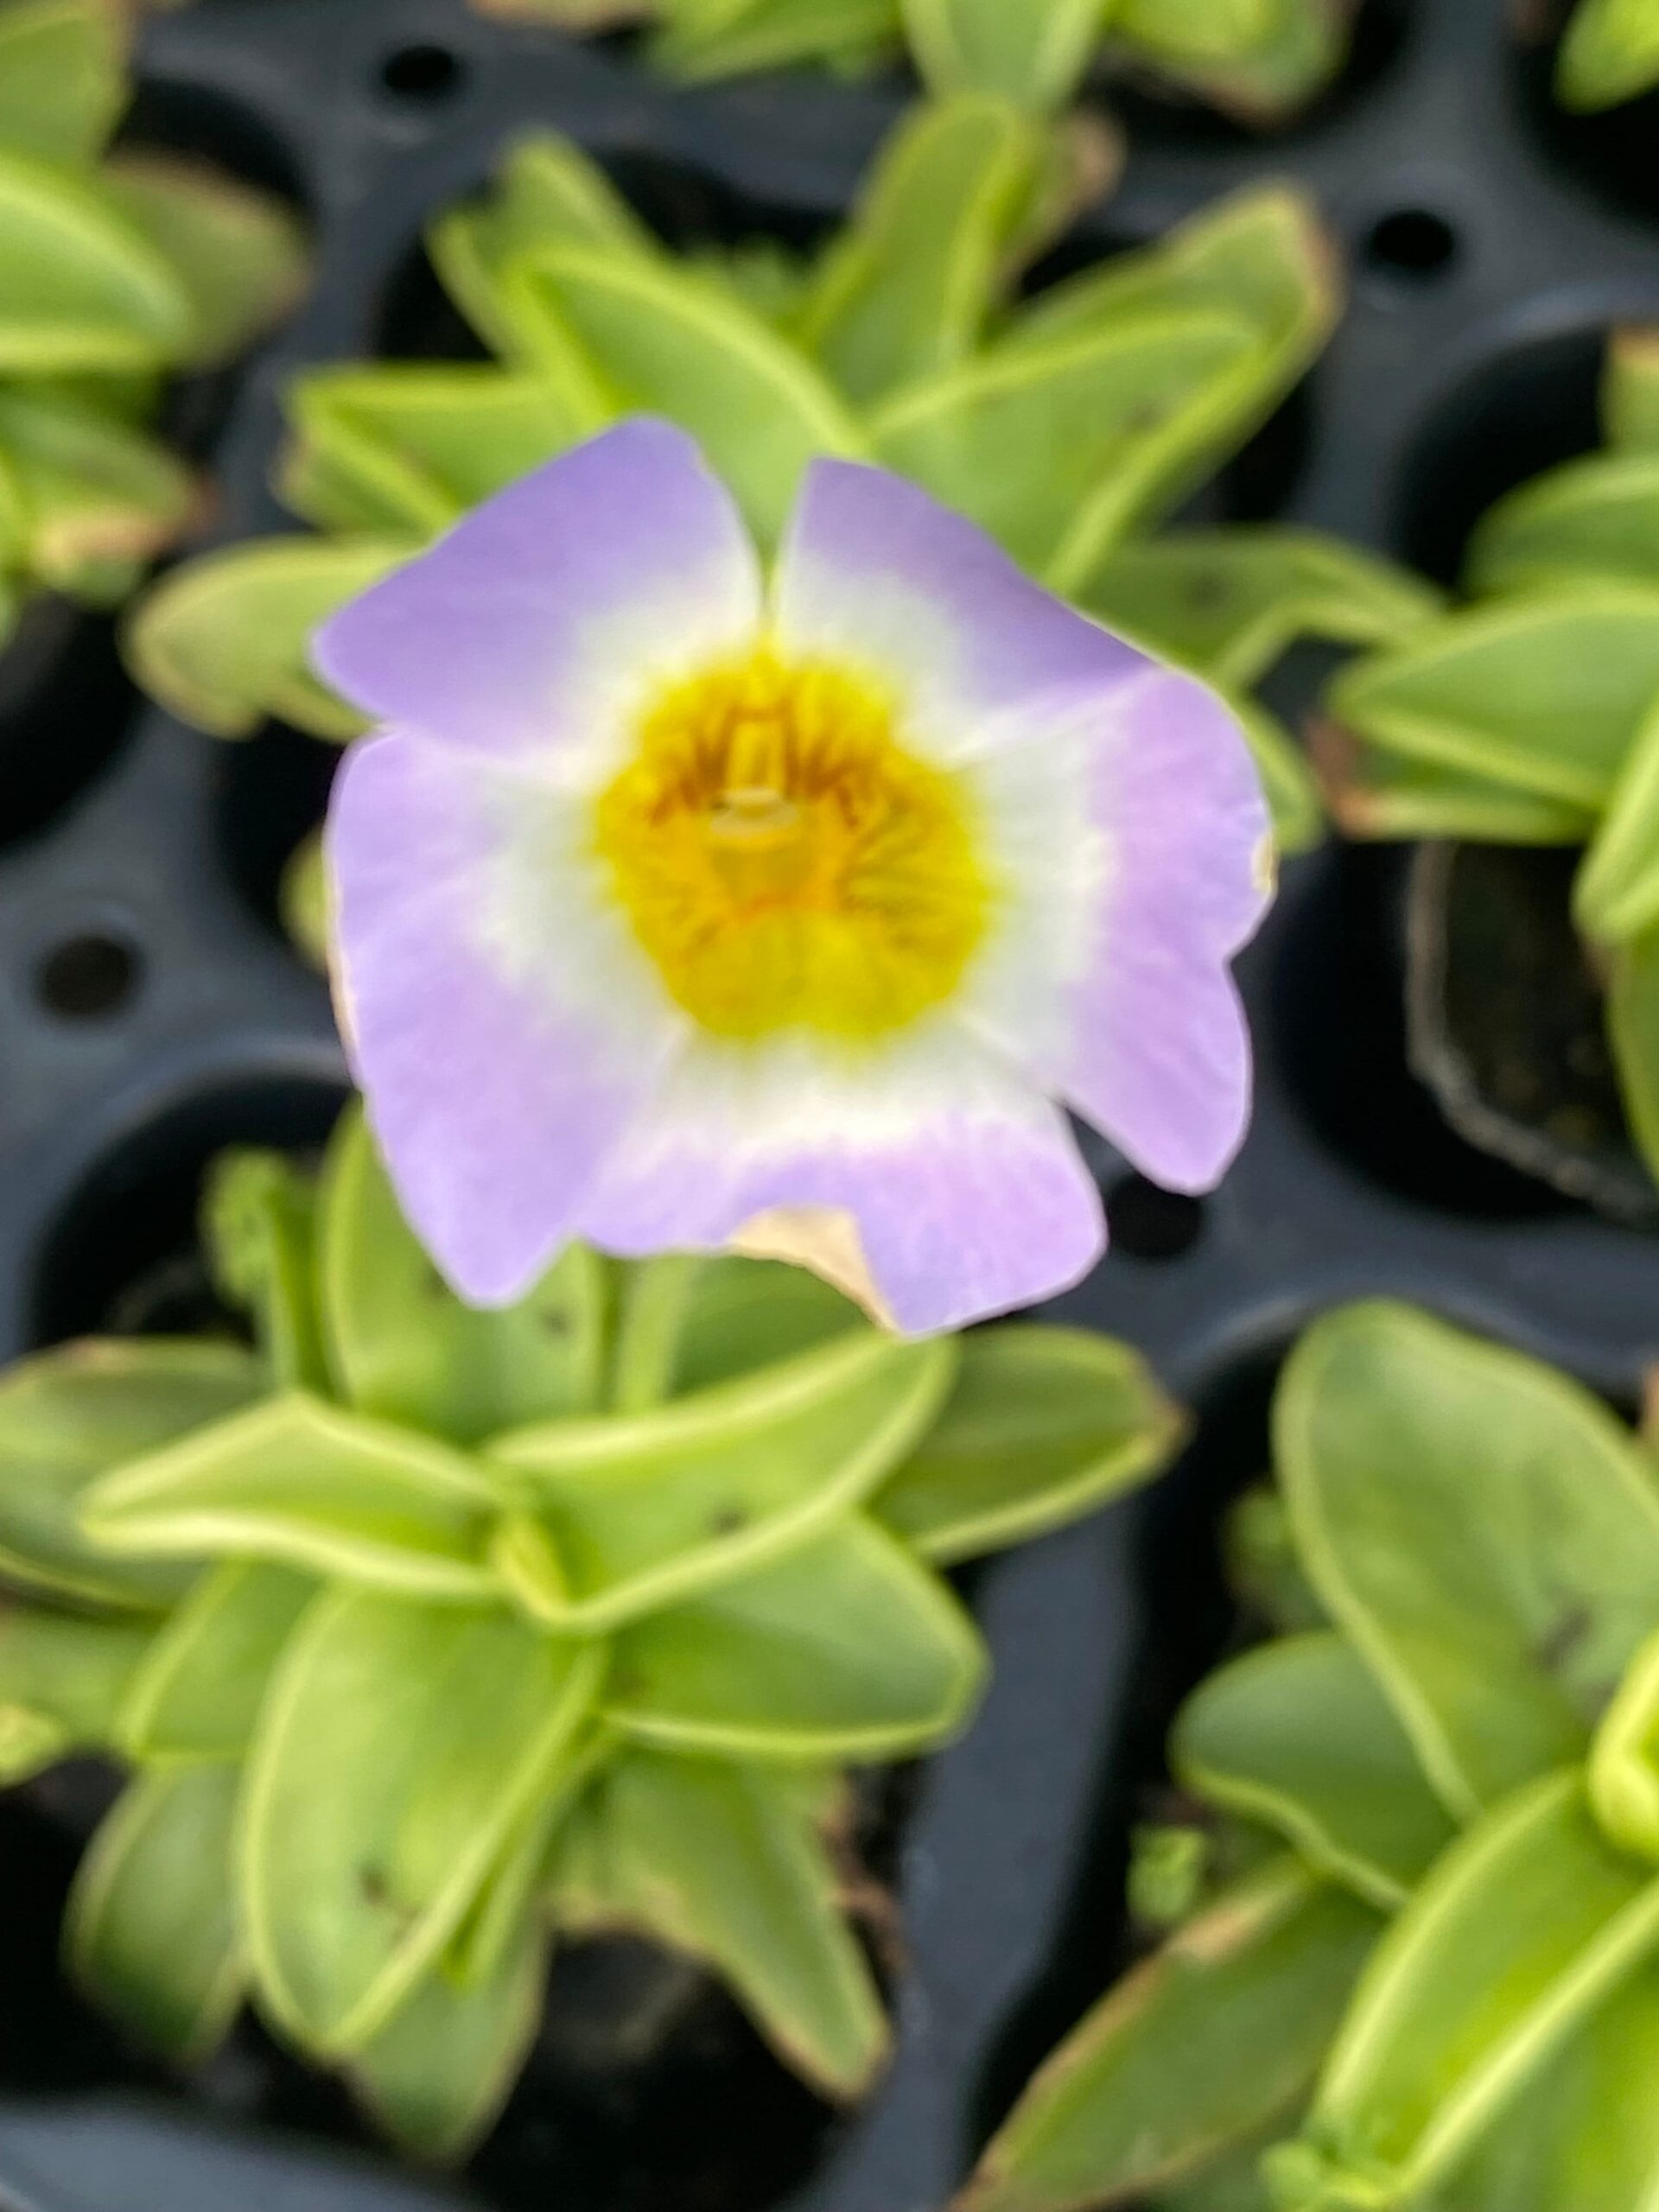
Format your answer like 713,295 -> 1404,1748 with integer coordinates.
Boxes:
708,1506 -> 748,1536
1538,1605 -> 1592,1675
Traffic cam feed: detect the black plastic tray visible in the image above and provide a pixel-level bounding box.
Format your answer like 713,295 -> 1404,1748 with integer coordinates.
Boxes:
3,0 -> 1659,2206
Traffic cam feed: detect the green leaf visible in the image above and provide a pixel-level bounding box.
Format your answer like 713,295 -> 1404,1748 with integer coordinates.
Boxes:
1173,1633 -> 1456,1910
1607,923 -> 1659,1186
550,1750 -> 886,2095
280,364 -> 587,537
278,827 -> 328,968
318,1106 -> 608,1443
100,150 -> 308,367
1604,327 -> 1659,452
795,94 -> 1043,404
1466,450 -> 1659,597
1119,0 -> 1344,124
874,1324 -> 1185,1564
604,1515 -> 985,1759
122,534 -> 410,739
1590,1623 -> 1659,1862
351,1890 -> 547,2162
1575,690 -> 1659,944
901,0 -> 1105,107
67,1764 -> 244,2064
82,1390 -> 505,1598
1225,1487 -> 1330,1636
429,134 -> 659,362
1080,529 -> 1442,692
1313,721 -> 1596,845
648,0 -> 897,79
0,147 -> 192,372
506,243 -> 867,546
241,1586 -> 602,2052
1229,688 -> 1325,855
201,1146 -> 328,1391
1276,1302 -> 1659,1822
491,1332 -> 957,1630
961,1858 -> 1380,2212
0,1601 -> 151,1778
1557,0 -> 1659,110
1005,184 -> 1338,576
0,1337 -> 262,1610
610,1253 -> 863,1410
1270,1770 -> 1659,2210
0,383 -> 194,597
118,1560 -> 313,1762
1326,587 -> 1659,810
0,0 -> 129,168
873,306 -> 1260,580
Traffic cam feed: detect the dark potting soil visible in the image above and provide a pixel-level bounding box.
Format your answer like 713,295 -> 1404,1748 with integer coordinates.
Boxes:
4,2 -> 1659,2209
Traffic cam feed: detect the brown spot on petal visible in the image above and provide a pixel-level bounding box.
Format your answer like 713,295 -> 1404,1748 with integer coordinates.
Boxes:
729,1205 -> 898,1332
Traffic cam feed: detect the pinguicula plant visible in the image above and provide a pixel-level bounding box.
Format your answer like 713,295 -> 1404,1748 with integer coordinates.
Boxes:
0,0 -> 306,656
479,0 -> 1359,126
124,99 -> 1438,962
0,1106 -> 1185,2158
959,1300 -> 1659,2212
1320,327 -> 1659,1193
1555,0 -> 1659,109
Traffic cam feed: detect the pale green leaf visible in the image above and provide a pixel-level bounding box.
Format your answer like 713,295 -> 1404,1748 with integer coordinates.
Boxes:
796,94 -> 1043,404
1271,1770 -> 1659,2209
318,1106 -> 608,1443
609,1253 -> 862,1410
1467,449 -> 1659,598
278,827 -> 328,968
241,1586 -> 601,2051
0,0 -> 129,167
280,364 -> 586,536
67,1764 -> 244,2063
200,1146 -> 328,1391
648,0 -> 897,79
0,1337 -> 262,1610
873,306 -> 1260,579
81,1390 -> 504,1598
961,1858 -> 1379,2212
875,1324 -> 1185,1563
491,1332 -> 957,1630
902,0 -> 1105,108
1275,1300 -> 1659,1821
550,1750 -> 886,2095
1230,688 -> 1325,856
1605,327 -> 1659,453
1557,0 -> 1659,110
101,149 -> 308,367
1575,689 -> 1659,944
122,535 -> 410,739
506,243 -> 866,545
1607,923 -> 1659,1187
1173,1633 -> 1456,1909
1326,586 -> 1659,810
0,1601 -> 151,1778
0,383 -> 193,597
0,146 -> 192,371
604,1515 -> 985,1759
1314,721 -> 1596,845
1080,528 -> 1442,692
118,1560 -> 313,1763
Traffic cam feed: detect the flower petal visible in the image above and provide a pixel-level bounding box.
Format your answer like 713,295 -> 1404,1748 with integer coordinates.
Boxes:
312,417 -> 762,769
575,1027 -> 1106,1335
1060,666 -> 1271,1192
327,730 -> 682,1305
771,458 -> 1149,762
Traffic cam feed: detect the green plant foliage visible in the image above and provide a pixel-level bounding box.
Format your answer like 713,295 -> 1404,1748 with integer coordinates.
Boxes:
0,0 -> 306,649
126,115 -> 1427,899
0,1103 -> 1183,2160
1556,0 -> 1659,111
960,1302 -> 1659,2211
485,0 -> 1351,122
1323,323 -> 1659,1195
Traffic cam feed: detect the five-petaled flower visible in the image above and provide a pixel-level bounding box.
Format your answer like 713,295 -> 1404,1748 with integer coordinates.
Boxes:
319,419 -> 1272,1336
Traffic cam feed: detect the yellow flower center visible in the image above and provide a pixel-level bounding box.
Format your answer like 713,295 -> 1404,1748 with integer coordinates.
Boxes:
594,647 -> 989,1040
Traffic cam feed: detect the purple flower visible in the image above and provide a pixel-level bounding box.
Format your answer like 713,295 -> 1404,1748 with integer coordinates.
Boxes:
318,420 -> 1272,1335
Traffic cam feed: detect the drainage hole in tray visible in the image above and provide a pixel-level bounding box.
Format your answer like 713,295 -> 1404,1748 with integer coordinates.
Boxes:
378,42 -> 468,103
1363,207 -> 1459,282
35,935 -> 143,1022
